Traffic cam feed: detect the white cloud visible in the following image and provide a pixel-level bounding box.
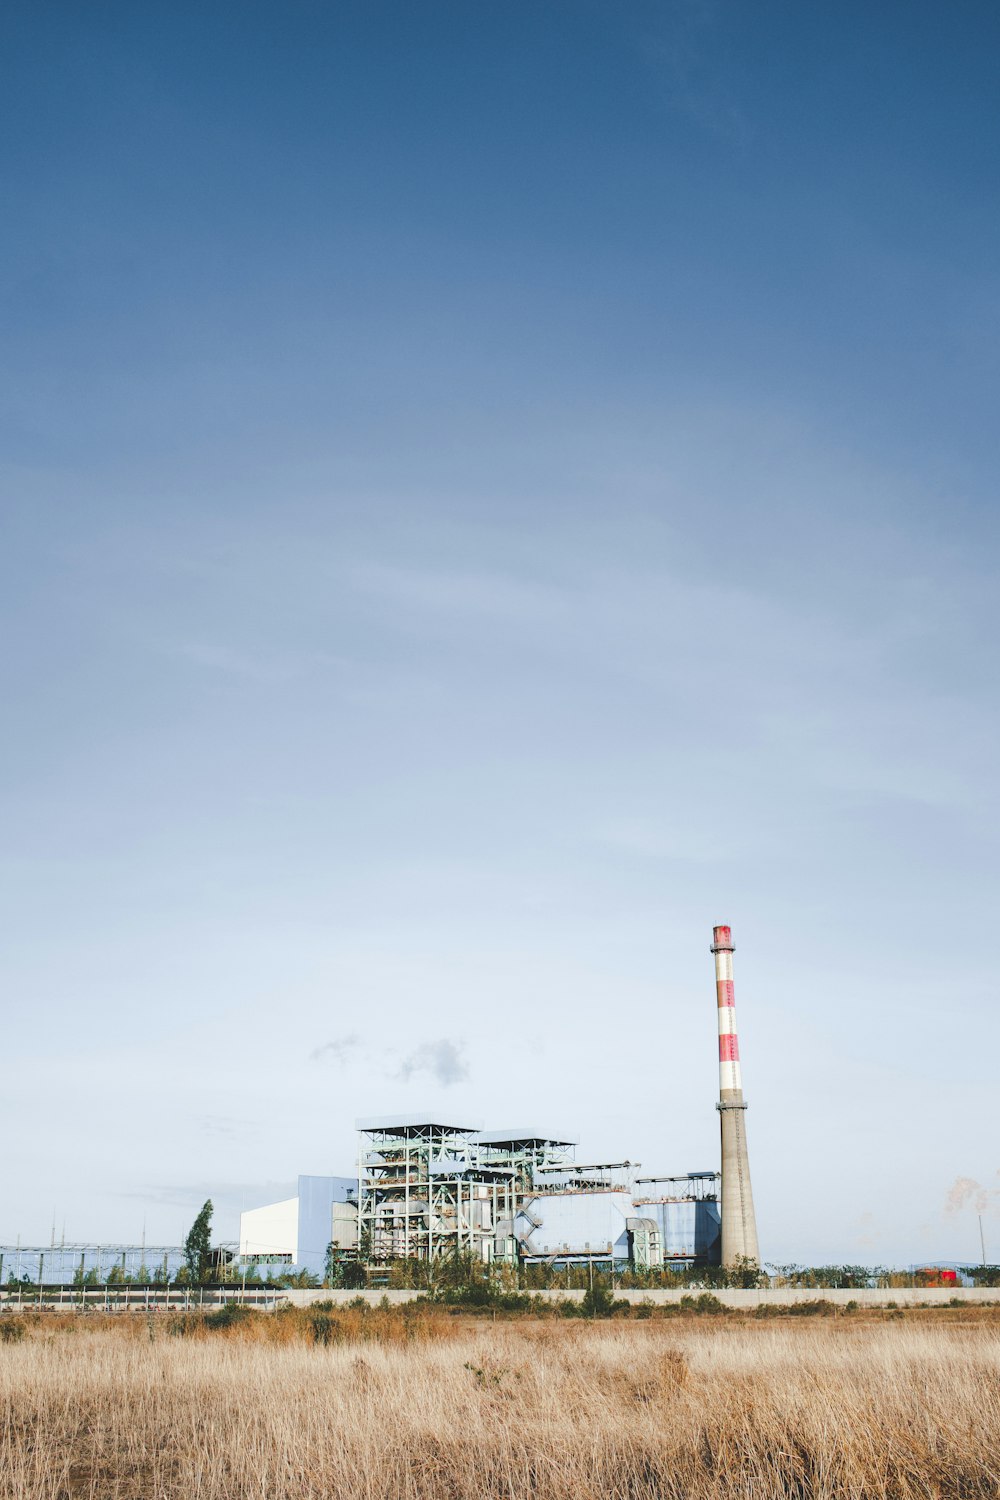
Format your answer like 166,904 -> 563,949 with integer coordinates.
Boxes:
396,1039 -> 469,1088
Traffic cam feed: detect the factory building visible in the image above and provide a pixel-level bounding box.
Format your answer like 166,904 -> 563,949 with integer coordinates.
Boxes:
239,1175 -> 356,1279
633,1173 -> 723,1261
237,925 -> 756,1277
239,1136 -> 721,1275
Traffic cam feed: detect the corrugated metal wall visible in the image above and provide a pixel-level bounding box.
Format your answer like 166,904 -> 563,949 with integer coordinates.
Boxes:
642,1199 -> 721,1260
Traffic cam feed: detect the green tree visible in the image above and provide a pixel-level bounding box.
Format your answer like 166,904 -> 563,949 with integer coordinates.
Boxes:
965,1265 -> 1000,1288
729,1255 -> 766,1289
276,1268 -> 321,1288
183,1199 -> 214,1284
581,1274 -> 619,1318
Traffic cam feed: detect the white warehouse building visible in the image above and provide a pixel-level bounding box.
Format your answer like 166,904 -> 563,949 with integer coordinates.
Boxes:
239,1175 -> 356,1278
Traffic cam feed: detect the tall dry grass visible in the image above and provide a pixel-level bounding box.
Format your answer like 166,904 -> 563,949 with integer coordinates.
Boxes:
1,1313 -> 999,1498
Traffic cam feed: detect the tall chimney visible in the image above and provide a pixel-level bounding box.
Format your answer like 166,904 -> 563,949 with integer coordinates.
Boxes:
711,924 -> 760,1267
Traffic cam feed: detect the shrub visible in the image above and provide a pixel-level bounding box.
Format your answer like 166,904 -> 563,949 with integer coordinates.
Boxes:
204,1303 -> 258,1331
581,1277 -> 630,1319
309,1313 -> 339,1345
679,1293 -> 726,1315
754,1299 -> 837,1319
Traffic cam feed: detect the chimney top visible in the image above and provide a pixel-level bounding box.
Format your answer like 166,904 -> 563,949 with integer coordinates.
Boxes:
711,925 -> 734,952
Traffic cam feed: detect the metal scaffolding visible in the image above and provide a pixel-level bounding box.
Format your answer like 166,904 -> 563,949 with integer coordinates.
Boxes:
357,1116 -> 510,1263
353,1120 -> 720,1270
356,1119 -> 577,1264
632,1171 -> 720,1203
474,1131 -> 576,1193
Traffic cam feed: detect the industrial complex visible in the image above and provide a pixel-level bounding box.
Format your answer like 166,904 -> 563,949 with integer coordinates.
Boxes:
237,924 -> 760,1278
3,926 -> 761,1284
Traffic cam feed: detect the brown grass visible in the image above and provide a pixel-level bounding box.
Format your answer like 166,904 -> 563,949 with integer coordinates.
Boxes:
1,1311 -> 999,1498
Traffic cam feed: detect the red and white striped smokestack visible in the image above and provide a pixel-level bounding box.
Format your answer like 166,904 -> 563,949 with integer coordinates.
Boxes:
713,925 -> 743,1095
711,924 -> 760,1268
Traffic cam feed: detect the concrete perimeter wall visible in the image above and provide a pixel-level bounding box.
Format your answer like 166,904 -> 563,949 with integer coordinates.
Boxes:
278,1286 -> 999,1309
3,1287 -> 995,1312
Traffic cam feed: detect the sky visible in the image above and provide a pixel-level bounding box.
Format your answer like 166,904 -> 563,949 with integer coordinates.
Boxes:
2,0 -> 999,1268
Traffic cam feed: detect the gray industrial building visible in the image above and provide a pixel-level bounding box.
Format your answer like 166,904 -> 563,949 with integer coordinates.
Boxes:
238,1120 -> 721,1275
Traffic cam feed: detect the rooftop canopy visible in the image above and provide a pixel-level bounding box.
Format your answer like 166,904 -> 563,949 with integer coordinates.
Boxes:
634,1171 -> 719,1183
356,1114 -> 481,1135
475,1129 -> 577,1148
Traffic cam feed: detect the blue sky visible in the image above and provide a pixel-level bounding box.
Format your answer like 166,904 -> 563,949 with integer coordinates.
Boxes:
2,1 -> 998,1265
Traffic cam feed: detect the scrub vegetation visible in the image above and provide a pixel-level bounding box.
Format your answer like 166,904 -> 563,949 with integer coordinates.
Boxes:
1,1307 -> 999,1498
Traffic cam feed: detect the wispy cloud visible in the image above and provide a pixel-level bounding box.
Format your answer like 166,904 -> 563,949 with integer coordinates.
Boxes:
348,562 -> 568,626
310,1034 -> 363,1065
851,1211 -> 881,1253
396,1039 -> 468,1088
640,0 -> 751,146
311,1034 -> 469,1088
590,819 -> 725,864
115,1181 -> 298,1224
171,641 -> 298,682
198,1114 -> 256,1139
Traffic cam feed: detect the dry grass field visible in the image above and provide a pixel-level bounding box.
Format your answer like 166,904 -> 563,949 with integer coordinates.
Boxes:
1,1307 -> 999,1499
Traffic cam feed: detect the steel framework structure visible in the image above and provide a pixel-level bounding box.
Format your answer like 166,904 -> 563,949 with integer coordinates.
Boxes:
357,1117 -> 514,1263
356,1120 -> 578,1264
